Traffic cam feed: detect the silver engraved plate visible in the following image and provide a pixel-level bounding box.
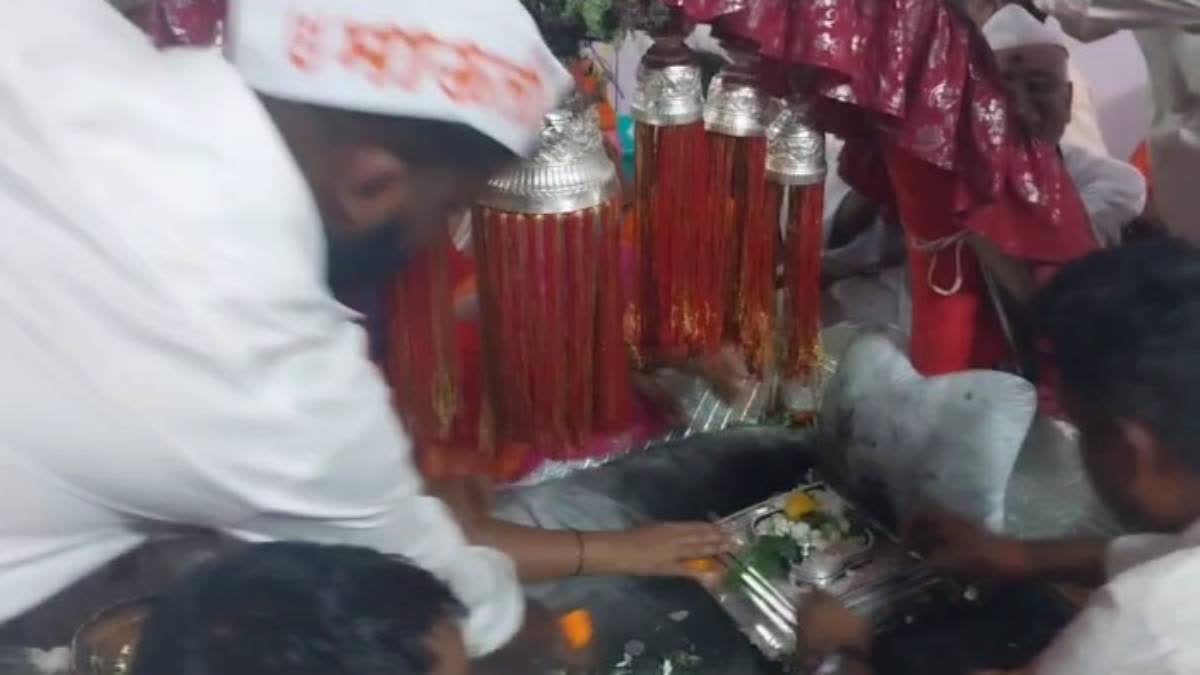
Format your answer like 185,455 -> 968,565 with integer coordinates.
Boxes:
632,62 -> 705,126
766,98 -> 828,186
704,68 -> 768,138
713,481 -> 958,663
477,91 -> 620,215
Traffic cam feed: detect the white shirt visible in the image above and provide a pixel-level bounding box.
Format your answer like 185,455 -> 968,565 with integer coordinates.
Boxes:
1038,0 -> 1200,244
1032,522 -> 1200,674
1061,143 -> 1148,247
0,1 -> 521,656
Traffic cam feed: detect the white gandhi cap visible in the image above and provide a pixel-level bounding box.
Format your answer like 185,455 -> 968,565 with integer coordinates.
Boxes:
982,4 -> 1068,52
226,0 -> 573,156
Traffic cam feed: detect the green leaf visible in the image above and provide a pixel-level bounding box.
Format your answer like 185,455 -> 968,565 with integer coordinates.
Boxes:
580,0 -> 612,37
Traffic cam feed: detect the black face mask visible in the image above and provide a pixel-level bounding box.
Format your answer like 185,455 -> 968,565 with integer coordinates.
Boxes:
325,223 -> 412,292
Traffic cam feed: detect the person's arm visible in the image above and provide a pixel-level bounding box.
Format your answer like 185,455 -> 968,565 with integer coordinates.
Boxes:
1063,146 -> 1148,247
795,593 -> 876,675
429,476 -> 731,583
828,192 -> 882,251
468,520 -> 731,582
906,511 -> 1108,586
1006,540 -> 1110,586
1036,0 -> 1200,41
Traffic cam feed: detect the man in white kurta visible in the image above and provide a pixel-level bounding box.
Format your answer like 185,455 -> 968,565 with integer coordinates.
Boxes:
958,1 -> 1110,155
1036,0 -> 1200,243
983,7 -> 1148,246
0,0 -> 570,656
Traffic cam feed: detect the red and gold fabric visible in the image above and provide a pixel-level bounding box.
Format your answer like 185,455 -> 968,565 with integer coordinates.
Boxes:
669,0 -> 1098,374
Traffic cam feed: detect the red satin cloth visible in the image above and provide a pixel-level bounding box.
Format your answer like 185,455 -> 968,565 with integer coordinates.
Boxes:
669,0 -> 1095,267
886,147 -> 1010,374
126,0 -> 226,47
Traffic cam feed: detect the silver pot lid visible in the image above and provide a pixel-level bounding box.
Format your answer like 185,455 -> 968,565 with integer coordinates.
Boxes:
765,98 -> 826,186
632,35 -> 705,127
703,71 -> 768,138
700,45 -> 768,138
632,61 -> 705,126
477,91 -> 620,215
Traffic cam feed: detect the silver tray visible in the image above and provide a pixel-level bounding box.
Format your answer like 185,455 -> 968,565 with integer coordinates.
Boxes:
711,481 -> 959,663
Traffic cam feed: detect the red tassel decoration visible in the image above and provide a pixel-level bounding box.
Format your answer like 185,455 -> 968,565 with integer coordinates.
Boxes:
380,227 -> 463,475
711,134 -> 774,375
594,201 -> 634,433
779,183 -> 826,378
632,121 -> 712,361
628,35 -> 712,366
765,98 -> 828,388
702,51 -> 774,376
474,201 -> 629,458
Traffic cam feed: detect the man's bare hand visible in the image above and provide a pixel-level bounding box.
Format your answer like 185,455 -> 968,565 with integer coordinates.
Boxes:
427,476 -> 493,534
598,522 -> 734,580
688,344 -> 753,405
797,591 -> 872,654
904,510 -> 1031,581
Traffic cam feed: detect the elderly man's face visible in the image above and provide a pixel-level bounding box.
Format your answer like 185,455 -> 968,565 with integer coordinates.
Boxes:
995,44 -> 1073,144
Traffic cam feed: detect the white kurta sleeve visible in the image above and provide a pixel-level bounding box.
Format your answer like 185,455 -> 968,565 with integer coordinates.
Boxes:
90,307 -> 526,658
1036,0 -> 1200,41
192,315 -> 524,658
214,338 -> 527,659
1031,586 -> 1160,675
1061,144 -> 1147,247
1033,548 -> 1200,674
1106,531 -> 1192,577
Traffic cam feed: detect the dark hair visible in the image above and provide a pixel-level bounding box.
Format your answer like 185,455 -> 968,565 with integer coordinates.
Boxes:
1035,240 -> 1200,471
132,542 -> 465,675
309,102 -> 518,171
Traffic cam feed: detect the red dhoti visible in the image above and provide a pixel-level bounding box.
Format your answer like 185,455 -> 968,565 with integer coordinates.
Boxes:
885,147 -> 1010,375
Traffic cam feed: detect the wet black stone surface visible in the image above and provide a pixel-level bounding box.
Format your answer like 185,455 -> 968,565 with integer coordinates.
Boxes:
510,429 -> 1078,675
872,584 -> 1076,675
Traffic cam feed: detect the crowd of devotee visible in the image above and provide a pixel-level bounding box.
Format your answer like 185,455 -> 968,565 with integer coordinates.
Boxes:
1,1 -> 1198,674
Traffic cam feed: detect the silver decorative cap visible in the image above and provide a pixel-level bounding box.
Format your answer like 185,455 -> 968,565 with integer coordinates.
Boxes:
703,69 -> 768,138
477,92 -> 620,214
632,62 -> 705,126
765,98 -> 826,186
